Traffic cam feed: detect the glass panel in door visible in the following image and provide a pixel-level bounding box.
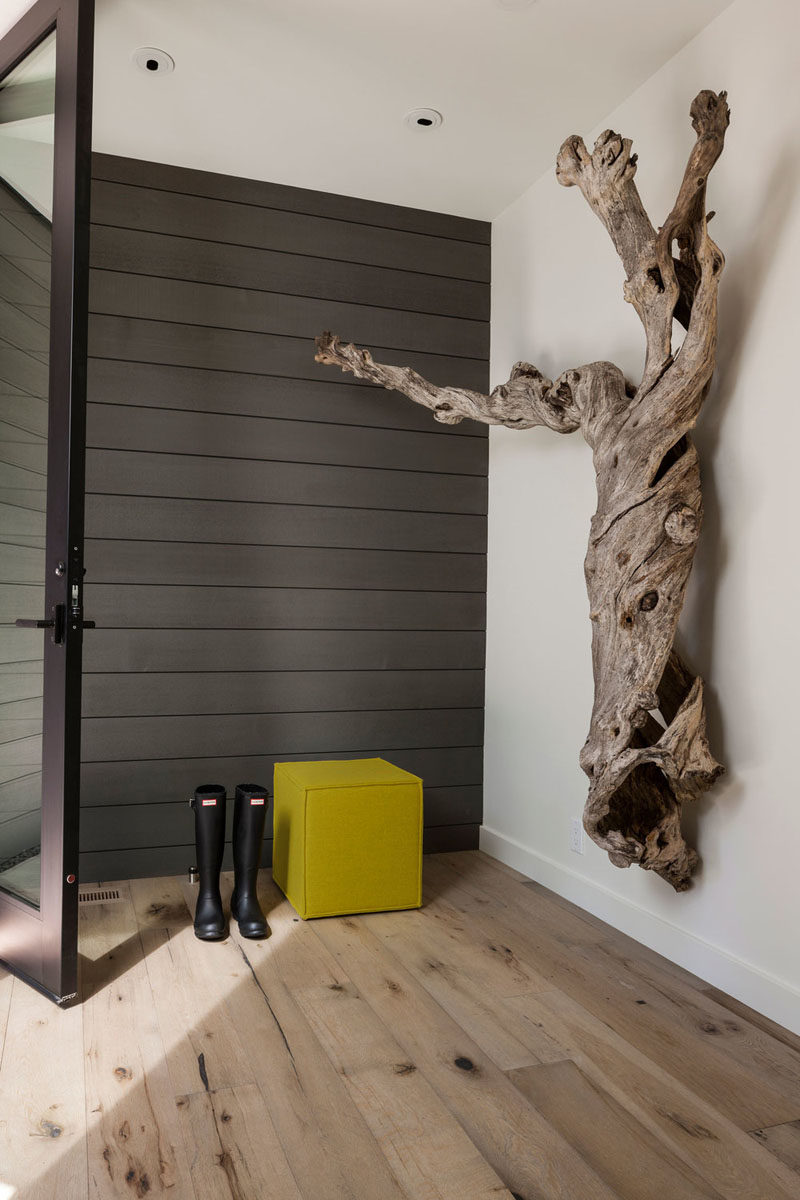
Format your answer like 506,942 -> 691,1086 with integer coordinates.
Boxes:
0,29 -> 55,909
0,0 -> 93,1006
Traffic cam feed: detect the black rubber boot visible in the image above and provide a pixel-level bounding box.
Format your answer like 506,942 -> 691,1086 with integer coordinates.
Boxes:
191,784 -> 227,941
230,783 -> 269,939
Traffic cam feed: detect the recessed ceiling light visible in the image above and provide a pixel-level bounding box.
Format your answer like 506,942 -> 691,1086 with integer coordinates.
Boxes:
404,108 -> 443,131
132,47 -> 175,74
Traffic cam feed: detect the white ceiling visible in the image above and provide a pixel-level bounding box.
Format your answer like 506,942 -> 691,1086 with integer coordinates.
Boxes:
4,0 -> 734,219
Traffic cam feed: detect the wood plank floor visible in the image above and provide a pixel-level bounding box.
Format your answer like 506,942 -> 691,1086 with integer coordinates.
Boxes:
1,850 -> 799,1199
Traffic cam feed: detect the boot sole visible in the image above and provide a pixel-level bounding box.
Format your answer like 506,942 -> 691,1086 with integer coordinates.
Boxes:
236,924 -> 268,939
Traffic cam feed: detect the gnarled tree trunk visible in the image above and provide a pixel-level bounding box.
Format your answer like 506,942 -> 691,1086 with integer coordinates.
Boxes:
315,90 -> 729,891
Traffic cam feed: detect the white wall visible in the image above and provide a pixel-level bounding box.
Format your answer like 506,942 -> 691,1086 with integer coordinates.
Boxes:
484,0 -> 800,1034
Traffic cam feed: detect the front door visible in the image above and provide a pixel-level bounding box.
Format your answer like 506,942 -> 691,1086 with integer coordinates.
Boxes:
0,0 -> 93,1005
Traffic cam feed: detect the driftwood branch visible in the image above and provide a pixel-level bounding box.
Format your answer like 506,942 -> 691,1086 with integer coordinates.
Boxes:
556,89 -> 728,394
314,335 -> 584,434
314,90 -> 729,891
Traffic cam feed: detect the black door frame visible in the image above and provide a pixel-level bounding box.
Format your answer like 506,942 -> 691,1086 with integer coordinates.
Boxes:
0,0 -> 94,1005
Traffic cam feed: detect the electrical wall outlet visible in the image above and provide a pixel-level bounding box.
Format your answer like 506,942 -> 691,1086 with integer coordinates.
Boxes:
570,816 -> 584,854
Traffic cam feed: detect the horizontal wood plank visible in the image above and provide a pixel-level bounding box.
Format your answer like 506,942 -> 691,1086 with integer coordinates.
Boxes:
89,269 -> 489,360
0,392 -> 48,437
0,970 -> 87,1199
84,494 -> 487,554
0,255 -> 49,308
0,217 -> 49,263
86,358 -> 487,437
82,668 -> 484,717
83,584 -> 485,631
0,340 -> 49,396
0,540 -> 44,583
91,180 -> 490,282
437,855 -> 800,1134
85,448 -> 488,514
90,226 -> 489,321
80,790 -> 481,853
174,1083 -> 303,1200
0,296 -> 50,355
0,437 -> 46,475
749,1122 -> 800,1177
83,540 -> 486,592
0,583 -> 44,622
91,152 -> 491,244
86,401 -> 487,475
81,707 -> 484,762
88,314 -> 488,392
82,628 -> 485,673
0,646 -> 42,679
507,1059 -> 724,1200
80,745 -> 483,806
5,257 -> 50,289
0,207 -> 51,253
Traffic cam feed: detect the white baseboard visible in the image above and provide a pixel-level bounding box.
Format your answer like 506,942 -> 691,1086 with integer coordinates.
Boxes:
479,825 -> 800,1038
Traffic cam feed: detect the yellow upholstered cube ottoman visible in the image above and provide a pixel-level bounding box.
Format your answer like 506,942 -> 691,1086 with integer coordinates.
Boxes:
272,758 -> 423,919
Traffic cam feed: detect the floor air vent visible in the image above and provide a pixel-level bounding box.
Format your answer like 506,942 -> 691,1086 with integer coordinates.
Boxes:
78,887 -> 122,904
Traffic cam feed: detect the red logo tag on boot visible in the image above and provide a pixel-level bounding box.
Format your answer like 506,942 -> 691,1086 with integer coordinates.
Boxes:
250,797 -> 265,805
201,798 -> 217,806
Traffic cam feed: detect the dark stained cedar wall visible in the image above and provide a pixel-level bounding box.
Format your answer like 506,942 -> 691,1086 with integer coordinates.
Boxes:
80,153 -> 489,881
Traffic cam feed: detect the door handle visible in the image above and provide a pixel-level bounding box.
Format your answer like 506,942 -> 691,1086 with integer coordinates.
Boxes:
15,605 -> 71,644
17,617 -> 95,629
16,607 -> 95,643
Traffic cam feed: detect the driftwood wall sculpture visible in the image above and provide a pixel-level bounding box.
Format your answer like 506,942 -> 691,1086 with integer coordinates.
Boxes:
315,90 -> 729,891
